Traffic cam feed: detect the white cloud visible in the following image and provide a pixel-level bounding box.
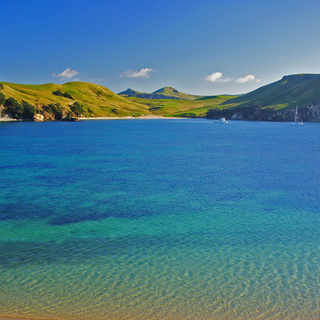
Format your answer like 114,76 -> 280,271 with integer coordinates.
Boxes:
52,68 -> 79,80
203,72 -> 233,83
235,75 -> 255,83
204,72 -> 261,84
204,72 -> 223,82
120,68 -> 154,79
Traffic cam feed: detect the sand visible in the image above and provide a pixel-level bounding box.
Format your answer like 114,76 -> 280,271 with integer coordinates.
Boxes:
79,115 -> 183,120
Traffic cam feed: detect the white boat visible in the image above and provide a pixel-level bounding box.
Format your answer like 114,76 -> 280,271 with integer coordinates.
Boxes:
290,106 -> 304,126
215,117 -> 228,124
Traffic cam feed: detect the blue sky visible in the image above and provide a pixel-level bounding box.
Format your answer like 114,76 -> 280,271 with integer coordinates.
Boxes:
2,0 -> 320,95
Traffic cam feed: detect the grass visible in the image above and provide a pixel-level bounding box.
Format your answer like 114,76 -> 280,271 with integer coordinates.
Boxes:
2,74 -> 320,120
226,74 -> 320,110
0,81 -> 239,118
119,86 -> 204,100
0,81 -> 152,117
127,95 -> 239,117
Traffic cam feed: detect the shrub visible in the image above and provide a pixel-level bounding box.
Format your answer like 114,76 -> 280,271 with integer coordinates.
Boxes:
52,90 -> 74,100
70,102 -> 84,117
21,101 -> 35,119
4,97 -> 23,119
0,92 -> 5,105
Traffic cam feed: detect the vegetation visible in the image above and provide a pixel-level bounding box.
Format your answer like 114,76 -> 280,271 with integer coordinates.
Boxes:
42,103 -> 64,120
0,92 -> 5,105
0,81 -> 151,119
1,74 -> 320,121
225,74 -> 320,110
118,86 -> 204,100
70,102 -> 84,117
126,95 -> 238,117
3,97 -> 37,120
52,90 -> 74,100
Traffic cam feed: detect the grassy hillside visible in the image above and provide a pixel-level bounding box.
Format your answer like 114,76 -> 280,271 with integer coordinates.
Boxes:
118,86 -> 203,100
226,74 -> 320,109
0,81 -> 151,117
127,95 -> 239,117
2,74 -> 320,121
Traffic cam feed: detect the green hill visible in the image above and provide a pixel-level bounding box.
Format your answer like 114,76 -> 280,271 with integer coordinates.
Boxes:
118,86 -> 202,100
225,74 -> 320,109
125,95 -> 239,117
0,81 -> 151,118
2,74 -> 320,122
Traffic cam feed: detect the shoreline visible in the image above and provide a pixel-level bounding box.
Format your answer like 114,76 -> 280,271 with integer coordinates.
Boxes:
0,317 -> 45,320
79,115 -> 183,120
0,115 -> 185,122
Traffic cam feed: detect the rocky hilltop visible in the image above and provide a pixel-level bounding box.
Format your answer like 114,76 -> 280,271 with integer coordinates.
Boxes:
118,87 -> 202,100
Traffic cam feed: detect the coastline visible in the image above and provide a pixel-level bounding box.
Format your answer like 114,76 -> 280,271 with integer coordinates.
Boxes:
0,115 -> 185,122
0,318 -> 29,320
79,115 -> 183,120
0,317 -> 42,320
0,118 -> 17,122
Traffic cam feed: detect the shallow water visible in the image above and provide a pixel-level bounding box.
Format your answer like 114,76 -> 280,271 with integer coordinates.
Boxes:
1,119 -> 320,319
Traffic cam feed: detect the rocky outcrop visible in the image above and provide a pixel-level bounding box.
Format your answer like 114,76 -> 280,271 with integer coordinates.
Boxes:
34,113 -> 44,121
61,115 -> 80,121
231,112 -> 243,120
208,103 -> 320,122
303,103 -> 320,121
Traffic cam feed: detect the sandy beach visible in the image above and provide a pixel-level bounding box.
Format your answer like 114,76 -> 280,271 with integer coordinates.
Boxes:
0,115 -> 185,122
0,317 -> 36,320
79,115 -> 183,120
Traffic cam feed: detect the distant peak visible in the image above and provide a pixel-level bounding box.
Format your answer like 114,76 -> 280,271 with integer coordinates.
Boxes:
281,74 -> 319,82
153,86 -> 179,94
118,88 -> 138,95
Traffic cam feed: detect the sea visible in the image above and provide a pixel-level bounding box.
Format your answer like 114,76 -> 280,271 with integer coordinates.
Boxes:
0,118 -> 320,320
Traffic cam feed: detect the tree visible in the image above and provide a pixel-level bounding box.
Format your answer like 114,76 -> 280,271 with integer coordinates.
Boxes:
0,92 -> 5,105
52,90 -> 74,100
70,102 -> 84,117
21,101 -> 35,120
52,103 -> 63,120
4,97 -> 23,119
0,92 -> 5,118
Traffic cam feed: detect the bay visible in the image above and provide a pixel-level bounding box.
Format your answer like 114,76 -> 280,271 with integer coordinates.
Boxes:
0,119 -> 320,319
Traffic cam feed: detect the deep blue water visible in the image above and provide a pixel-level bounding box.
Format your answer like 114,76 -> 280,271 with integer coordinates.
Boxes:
0,119 -> 320,320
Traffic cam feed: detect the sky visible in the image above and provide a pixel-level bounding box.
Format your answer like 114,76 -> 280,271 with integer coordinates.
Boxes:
2,0 -> 320,95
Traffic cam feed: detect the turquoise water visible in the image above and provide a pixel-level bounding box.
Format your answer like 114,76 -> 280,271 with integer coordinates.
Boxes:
1,119 -> 320,320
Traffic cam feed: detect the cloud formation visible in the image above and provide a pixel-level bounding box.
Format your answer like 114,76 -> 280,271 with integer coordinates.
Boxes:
52,68 -> 79,80
204,72 -> 260,84
203,72 -> 232,83
121,68 -> 154,79
235,75 -> 256,83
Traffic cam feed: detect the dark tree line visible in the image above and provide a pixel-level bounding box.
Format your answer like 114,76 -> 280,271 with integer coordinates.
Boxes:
206,103 -> 286,121
52,90 -> 74,100
0,93 -> 85,120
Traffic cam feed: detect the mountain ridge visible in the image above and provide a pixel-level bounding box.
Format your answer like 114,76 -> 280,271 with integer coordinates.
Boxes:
1,73 -> 320,121
118,86 -> 202,100
226,73 -> 320,109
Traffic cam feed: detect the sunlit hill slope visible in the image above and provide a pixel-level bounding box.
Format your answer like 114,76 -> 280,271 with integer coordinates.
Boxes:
0,81 -> 151,118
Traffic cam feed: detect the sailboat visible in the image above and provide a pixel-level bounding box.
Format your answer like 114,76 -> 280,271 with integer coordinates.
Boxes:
214,117 -> 228,124
290,106 -> 304,126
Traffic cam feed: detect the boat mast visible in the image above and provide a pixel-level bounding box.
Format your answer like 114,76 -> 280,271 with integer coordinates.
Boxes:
295,106 -> 298,122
